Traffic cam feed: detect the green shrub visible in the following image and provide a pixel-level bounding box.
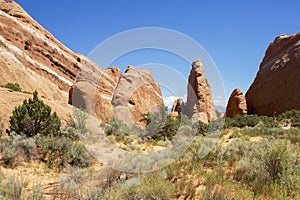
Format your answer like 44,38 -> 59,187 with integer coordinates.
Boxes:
225,114 -> 260,128
259,115 -> 279,128
0,172 -> 28,200
2,83 -> 22,92
58,126 -> 80,141
241,126 -> 284,137
140,107 -> 181,141
0,116 -> 3,137
101,175 -> 175,200
0,134 -> 36,168
9,91 -> 60,137
102,120 -> 121,136
282,128 -> 300,144
277,109 -> 300,124
193,121 -> 208,136
140,105 -> 169,140
234,140 -> 300,197
29,181 -> 44,200
35,135 -> 91,170
73,108 -> 89,134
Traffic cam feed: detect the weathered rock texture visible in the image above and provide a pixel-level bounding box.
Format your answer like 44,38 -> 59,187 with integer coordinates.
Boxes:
95,67 -> 122,122
186,59 -> 216,123
0,2 -> 164,126
168,98 -> 184,120
171,98 -> 184,113
112,68 -> 164,125
226,88 -> 247,118
246,33 -> 300,116
0,1 -> 81,101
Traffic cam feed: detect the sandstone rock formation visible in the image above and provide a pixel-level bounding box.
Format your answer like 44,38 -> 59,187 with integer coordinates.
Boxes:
0,1 -> 81,101
168,98 -> 184,119
95,67 -> 122,122
215,109 -> 225,119
168,111 -> 179,119
171,98 -> 184,113
246,33 -> 300,116
186,59 -> 216,123
112,68 -> 164,125
226,88 -> 247,118
0,2 -> 164,126
125,65 -> 135,73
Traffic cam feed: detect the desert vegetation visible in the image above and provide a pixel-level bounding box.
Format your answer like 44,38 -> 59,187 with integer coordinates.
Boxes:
1,83 -> 31,94
0,93 -> 300,199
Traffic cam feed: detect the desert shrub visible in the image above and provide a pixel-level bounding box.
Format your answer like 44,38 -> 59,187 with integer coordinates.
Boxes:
241,126 -> 284,137
10,91 -> 60,137
156,116 -> 180,140
277,109 -> 300,124
259,115 -> 279,128
73,108 -> 89,134
0,172 -> 28,200
0,134 -> 36,168
234,140 -> 300,197
141,111 -> 180,141
102,120 -> 119,136
201,175 -> 254,200
140,108 -> 165,138
35,135 -> 91,170
193,120 -> 208,136
2,83 -> 22,92
225,114 -> 260,128
201,172 -> 231,200
29,181 -> 44,200
222,138 -> 254,166
1,83 -> 31,94
101,175 -> 175,200
58,167 -> 112,199
281,127 -> 300,144
0,116 -> 3,137
58,126 -> 80,141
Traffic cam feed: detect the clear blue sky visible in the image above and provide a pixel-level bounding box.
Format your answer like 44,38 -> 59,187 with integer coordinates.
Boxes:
15,0 -> 300,107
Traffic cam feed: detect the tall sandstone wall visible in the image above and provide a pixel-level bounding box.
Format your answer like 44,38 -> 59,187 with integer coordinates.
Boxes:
246,33 -> 300,116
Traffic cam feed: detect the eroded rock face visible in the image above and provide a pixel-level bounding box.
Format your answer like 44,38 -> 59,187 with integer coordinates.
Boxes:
171,98 -> 184,113
0,2 -> 81,101
186,59 -> 216,123
125,65 -> 135,73
246,33 -> 300,116
226,88 -> 247,118
0,2 -> 165,126
95,67 -> 122,122
112,68 -> 164,125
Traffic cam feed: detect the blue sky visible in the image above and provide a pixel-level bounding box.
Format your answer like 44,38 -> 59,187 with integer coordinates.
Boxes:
15,0 -> 300,109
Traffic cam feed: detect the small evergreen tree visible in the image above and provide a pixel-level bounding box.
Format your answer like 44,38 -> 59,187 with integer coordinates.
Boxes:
9,91 -> 60,137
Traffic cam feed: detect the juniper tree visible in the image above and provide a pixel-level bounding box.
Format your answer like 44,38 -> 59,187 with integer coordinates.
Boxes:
9,91 -> 60,137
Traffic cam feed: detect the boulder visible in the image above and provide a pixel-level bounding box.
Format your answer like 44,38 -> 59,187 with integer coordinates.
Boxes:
246,32 -> 300,116
226,88 -> 247,118
112,68 -> 164,125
